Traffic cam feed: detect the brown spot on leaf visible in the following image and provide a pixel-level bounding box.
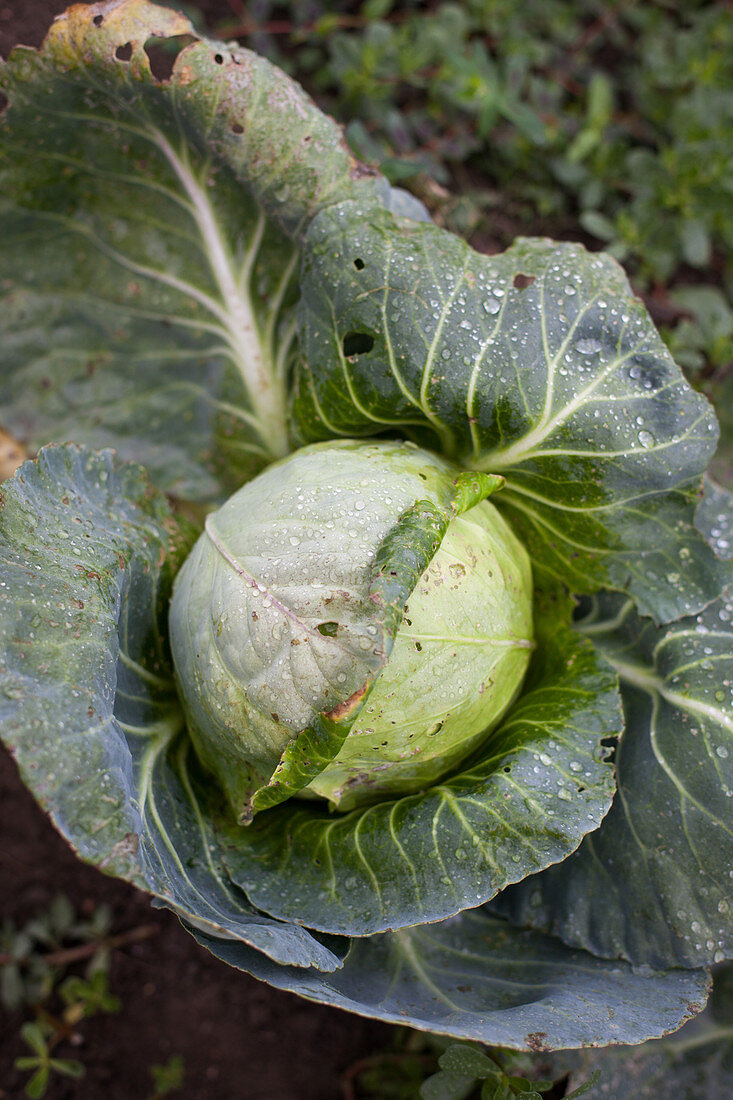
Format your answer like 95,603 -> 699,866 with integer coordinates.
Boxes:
349,156 -> 379,180
513,272 -> 535,290
325,681 -> 370,722
525,1032 -> 549,1052
100,832 -> 140,869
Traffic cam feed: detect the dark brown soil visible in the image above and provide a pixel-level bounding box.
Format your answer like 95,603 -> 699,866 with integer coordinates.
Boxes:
1,746 -> 393,1100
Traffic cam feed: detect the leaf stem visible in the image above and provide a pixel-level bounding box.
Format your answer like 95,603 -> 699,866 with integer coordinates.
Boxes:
0,923 -> 159,969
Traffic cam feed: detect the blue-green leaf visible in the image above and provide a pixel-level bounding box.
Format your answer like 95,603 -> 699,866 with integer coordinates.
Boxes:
293,207 -> 722,622
697,476 -> 733,566
0,0 -> 384,503
188,910 -> 710,1049
494,588 -> 733,969
0,445 -> 344,972
556,962 -> 733,1100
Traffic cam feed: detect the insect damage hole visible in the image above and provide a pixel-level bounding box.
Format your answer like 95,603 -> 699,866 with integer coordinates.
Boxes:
93,14 -> 104,26
143,35 -> 198,82
342,332 -> 374,357
353,258 -> 365,270
513,273 -> 535,290
317,622 -> 339,637
231,122 -> 244,135
115,42 -> 133,62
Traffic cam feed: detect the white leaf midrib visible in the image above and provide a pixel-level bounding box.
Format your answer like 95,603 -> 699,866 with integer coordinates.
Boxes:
149,130 -> 290,458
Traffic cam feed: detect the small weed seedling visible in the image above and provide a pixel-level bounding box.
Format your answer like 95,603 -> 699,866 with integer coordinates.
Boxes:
1,894 -> 157,1097
147,1054 -> 186,1099
420,1044 -> 599,1100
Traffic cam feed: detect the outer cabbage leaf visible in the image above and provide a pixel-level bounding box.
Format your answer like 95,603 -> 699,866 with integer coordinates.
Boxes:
0,444 -> 345,972
188,910 -> 710,1050
697,476 -> 733,567
493,581 -> 733,970
555,962 -> 733,1100
215,592 -> 619,936
292,204 -> 723,623
0,0 -> 384,502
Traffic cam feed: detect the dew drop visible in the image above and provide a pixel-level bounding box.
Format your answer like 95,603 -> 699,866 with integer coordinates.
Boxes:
638,429 -> 655,449
574,338 -> 602,356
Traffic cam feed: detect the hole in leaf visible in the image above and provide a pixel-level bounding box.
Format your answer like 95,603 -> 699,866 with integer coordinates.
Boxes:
427,721 -> 444,737
317,621 -> 339,637
503,765 -> 511,773
93,14 -> 104,26
601,735 -> 618,765
231,122 -> 244,134
513,272 -> 535,290
115,42 -> 133,62
342,332 -> 374,357
214,53 -> 224,64
577,785 -> 586,793
415,641 -> 422,652
353,258 -> 365,270
143,35 -> 197,81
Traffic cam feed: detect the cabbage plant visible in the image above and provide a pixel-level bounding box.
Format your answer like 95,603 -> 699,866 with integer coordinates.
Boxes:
1,0 -> 731,1058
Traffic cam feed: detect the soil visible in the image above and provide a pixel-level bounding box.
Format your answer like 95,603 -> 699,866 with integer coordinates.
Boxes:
0,9 -> 399,1100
